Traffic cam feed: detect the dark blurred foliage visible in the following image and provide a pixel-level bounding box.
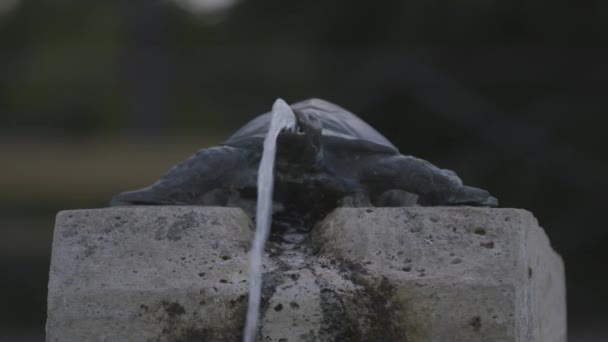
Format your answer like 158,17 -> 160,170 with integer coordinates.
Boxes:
1,0 -> 607,340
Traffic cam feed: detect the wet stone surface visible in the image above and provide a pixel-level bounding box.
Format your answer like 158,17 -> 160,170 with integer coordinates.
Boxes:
47,206 -> 566,342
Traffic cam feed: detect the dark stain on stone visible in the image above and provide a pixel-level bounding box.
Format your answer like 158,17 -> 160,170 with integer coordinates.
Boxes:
274,303 -> 284,312
177,327 -> 210,342
153,299 -> 247,341
151,292 -> 247,341
480,241 -> 495,249
156,216 -> 168,226
409,224 -> 423,233
159,325 -> 212,342
402,210 -> 418,220
83,244 -> 98,258
163,301 -> 186,317
473,227 -> 486,235
167,212 -> 199,241
528,267 -> 533,279
290,301 -> 300,309
318,273 -> 406,342
62,226 -> 79,238
469,316 -> 482,332
155,227 -> 167,241
229,294 -> 247,309
319,288 -> 363,340
336,258 -> 369,286
260,270 -> 283,315
111,219 -> 129,231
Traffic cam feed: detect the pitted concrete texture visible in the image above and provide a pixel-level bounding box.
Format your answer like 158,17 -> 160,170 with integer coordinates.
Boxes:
311,207 -> 566,342
47,207 -> 253,341
47,206 -> 566,342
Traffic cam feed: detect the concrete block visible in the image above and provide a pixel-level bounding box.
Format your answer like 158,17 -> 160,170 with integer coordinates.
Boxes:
47,206 -> 254,341
47,206 -> 566,342
312,207 -> 566,342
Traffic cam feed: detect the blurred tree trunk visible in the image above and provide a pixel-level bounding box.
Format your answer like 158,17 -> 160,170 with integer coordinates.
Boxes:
123,0 -> 171,138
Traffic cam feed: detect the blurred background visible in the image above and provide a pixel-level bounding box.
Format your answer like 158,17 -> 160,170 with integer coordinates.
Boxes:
1,0 -> 606,340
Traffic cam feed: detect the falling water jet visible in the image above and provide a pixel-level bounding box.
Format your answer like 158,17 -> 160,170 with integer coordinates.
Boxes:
243,98 -> 296,342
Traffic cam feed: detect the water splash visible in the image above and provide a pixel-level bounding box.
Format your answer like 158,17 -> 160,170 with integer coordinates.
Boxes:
243,98 -> 296,342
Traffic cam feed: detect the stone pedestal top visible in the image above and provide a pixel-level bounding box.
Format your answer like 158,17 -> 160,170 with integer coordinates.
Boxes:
47,206 -> 566,342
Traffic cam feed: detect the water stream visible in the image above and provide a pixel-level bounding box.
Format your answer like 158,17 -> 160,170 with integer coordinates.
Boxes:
243,99 -> 296,342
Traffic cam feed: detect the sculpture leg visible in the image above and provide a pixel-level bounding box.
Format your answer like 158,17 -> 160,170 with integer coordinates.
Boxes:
338,192 -> 373,208
372,189 -> 419,207
110,146 -> 254,206
362,154 -> 497,206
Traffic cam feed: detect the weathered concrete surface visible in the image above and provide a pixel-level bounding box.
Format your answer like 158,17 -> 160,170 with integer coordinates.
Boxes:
312,207 -> 566,342
47,207 -> 254,341
47,206 -> 566,342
